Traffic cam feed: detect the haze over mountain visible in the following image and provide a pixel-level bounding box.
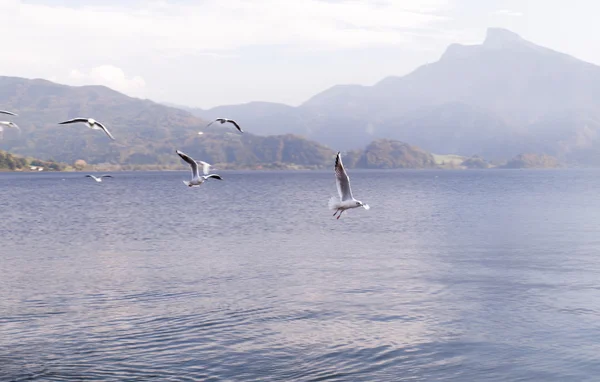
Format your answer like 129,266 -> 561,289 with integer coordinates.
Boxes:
193,28 -> 600,165
3,27 -> 599,169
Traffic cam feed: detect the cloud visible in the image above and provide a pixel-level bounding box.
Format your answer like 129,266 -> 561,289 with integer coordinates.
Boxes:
66,66 -> 146,97
1,1 -> 450,55
0,0 -> 451,104
494,9 -> 524,17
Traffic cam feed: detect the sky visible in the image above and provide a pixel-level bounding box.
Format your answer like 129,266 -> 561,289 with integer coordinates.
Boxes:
2,0 -> 600,109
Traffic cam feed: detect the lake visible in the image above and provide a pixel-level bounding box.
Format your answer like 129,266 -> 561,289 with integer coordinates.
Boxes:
2,169 -> 600,381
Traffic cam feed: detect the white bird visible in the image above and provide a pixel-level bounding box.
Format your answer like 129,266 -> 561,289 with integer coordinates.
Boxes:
206,118 -> 243,133
0,121 -> 19,130
176,150 -> 223,187
59,118 -> 115,140
0,110 -> 17,116
85,174 -> 113,182
328,152 -> 370,220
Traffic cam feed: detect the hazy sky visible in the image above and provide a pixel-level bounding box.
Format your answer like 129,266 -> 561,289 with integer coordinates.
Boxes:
2,0 -> 600,108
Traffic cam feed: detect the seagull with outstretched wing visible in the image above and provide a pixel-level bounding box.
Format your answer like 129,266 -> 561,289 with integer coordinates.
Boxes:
328,152 -> 370,219
205,118 -> 243,133
85,174 -> 113,183
59,118 -> 115,140
176,150 -> 223,187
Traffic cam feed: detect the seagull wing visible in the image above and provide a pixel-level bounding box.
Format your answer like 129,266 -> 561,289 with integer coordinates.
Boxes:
198,161 -> 211,175
100,175 -> 113,178
59,118 -> 90,125
94,121 -> 115,140
85,175 -> 98,180
176,150 -> 200,178
226,119 -> 243,133
205,174 -> 223,180
206,120 -> 217,128
335,152 -> 353,201
0,110 -> 17,116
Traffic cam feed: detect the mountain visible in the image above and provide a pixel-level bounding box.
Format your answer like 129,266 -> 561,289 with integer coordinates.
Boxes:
343,139 -> 437,169
302,27 -> 600,161
503,153 -> 561,169
0,77 -> 336,168
194,28 -> 600,165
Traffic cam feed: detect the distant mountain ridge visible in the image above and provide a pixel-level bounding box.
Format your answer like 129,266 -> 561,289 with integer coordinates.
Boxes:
0,76 -> 441,169
191,28 -> 600,166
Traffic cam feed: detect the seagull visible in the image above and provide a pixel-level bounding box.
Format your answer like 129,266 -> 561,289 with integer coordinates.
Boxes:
206,118 -> 243,133
176,150 -> 223,187
0,121 -> 19,130
85,174 -> 113,182
0,110 -> 17,116
58,118 -> 115,140
329,152 -> 370,220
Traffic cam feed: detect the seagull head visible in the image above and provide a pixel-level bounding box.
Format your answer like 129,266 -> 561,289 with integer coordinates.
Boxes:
355,200 -> 370,210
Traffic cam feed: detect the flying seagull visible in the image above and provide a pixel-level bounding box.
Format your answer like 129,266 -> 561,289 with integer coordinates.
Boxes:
329,152 -> 370,220
0,121 -> 19,130
85,174 -> 113,182
206,118 -> 243,133
59,118 -> 115,140
0,110 -> 17,116
176,150 -> 223,187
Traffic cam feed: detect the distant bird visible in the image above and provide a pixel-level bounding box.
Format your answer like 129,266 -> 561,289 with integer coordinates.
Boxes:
206,118 -> 243,133
85,174 -> 113,182
328,152 -> 370,219
176,150 -> 223,187
59,118 -> 115,140
197,131 -> 204,135
0,110 -> 17,116
0,121 -> 19,130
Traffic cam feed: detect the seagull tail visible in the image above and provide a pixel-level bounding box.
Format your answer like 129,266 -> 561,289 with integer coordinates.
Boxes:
183,180 -> 191,187
328,196 -> 340,210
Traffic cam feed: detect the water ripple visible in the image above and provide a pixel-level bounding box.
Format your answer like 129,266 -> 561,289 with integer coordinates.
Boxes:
3,170 -> 600,380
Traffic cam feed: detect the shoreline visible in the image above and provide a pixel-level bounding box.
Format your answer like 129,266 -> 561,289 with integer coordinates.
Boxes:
0,166 -> 572,173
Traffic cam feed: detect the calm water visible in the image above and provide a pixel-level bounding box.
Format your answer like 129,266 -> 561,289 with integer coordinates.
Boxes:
2,169 -> 600,381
